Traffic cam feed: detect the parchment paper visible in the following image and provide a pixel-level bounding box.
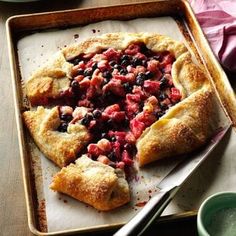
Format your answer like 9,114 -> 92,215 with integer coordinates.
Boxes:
17,17 -> 235,232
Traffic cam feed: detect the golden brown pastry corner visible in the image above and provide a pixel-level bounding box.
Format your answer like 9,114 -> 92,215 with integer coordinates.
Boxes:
50,155 -> 130,211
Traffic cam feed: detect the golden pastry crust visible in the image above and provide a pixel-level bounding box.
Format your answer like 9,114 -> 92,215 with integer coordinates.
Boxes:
137,89 -> 213,166
50,155 -> 130,211
137,51 -> 213,166
23,106 -> 90,167
25,52 -> 73,106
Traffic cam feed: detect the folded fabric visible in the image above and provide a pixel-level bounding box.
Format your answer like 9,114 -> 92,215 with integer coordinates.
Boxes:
190,0 -> 236,72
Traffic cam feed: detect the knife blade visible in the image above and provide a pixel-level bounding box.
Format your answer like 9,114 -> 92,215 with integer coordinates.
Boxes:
114,124 -> 231,236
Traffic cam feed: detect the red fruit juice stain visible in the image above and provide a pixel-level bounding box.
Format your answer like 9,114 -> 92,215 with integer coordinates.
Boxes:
135,201 -> 147,207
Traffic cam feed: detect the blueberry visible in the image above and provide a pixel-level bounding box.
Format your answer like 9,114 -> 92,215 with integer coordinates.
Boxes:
77,69 -> 84,75
111,136 -> 116,142
142,60 -> 148,67
92,109 -> 102,119
92,63 -> 97,71
136,73 -> 146,86
160,76 -> 168,89
123,82 -> 133,93
85,113 -> 93,121
114,64 -> 122,70
71,80 -> 79,89
109,60 -> 116,67
58,122 -> 68,132
136,77 -> 144,86
84,68 -> 93,76
121,55 -> 130,61
121,59 -> 129,66
159,93 -> 167,100
120,68 -> 128,75
160,103 -> 168,110
60,114 -> 72,121
102,77 -> 110,86
70,57 -> 81,66
137,72 -> 146,80
124,117 -> 130,127
145,71 -> 154,79
102,71 -> 112,79
132,58 -> 142,66
108,151 -> 117,162
81,118 -> 89,126
101,132 -> 107,139
155,111 -> 165,119
81,116 -> 90,126
124,143 -> 132,151
107,119 -> 114,128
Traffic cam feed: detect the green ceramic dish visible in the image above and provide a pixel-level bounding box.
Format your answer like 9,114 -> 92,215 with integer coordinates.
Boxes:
197,192 -> 236,236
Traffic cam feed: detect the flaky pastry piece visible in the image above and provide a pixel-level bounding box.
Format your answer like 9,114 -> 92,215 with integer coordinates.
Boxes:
23,106 -> 90,167
137,52 -> 214,166
25,53 -> 73,106
50,155 -> 130,211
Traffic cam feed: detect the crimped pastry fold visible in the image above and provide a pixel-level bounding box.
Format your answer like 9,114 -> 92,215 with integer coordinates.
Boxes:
50,155 -> 130,211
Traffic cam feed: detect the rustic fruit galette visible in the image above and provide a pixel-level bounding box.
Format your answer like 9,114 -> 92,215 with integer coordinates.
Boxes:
23,33 -> 213,211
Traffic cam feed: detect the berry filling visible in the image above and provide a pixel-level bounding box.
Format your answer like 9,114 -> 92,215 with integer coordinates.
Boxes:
58,43 -> 181,170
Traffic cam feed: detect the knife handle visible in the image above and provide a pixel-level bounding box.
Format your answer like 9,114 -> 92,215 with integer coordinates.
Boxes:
113,186 -> 179,236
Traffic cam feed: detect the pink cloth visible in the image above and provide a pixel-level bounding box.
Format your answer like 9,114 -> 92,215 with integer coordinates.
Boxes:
190,0 -> 236,71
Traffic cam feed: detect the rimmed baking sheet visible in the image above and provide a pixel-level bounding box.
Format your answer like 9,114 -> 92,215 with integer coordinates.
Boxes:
7,1 -> 236,235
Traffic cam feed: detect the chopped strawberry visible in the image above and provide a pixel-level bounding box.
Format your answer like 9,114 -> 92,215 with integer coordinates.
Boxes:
97,155 -> 110,165
74,75 -> 84,82
161,53 -> 175,66
88,120 -> 97,130
111,111 -> 126,122
127,65 -> 135,73
112,141 -> 121,160
97,59 -> 109,71
122,150 -> 133,166
163,64 -> 172,73
147,59 -> 159,72
97,139 -> 112,153
86,86 -> 97,99
103,48 -> 120,60
104,104 -> 120,115
87,143 -> 103,157
90,75 -> 103,87
116,161 -> 125,169
114,74 -> 127,83
136,111 -> 156,127
125,131 -> 136,144
79,77 -> 91,89
102,79 -> 125,97
78,61 -> 86,69
125,73 -> 136,83
143,80 -> 160,94
126,93 -> 141,103
125,44 -> 140,55
125,101 -> 139,119
135,52 -> 147,60
170,87 -> 181,101
135,65 -> 146,74
109,131 -> 126,143
130,118 -> 145,139
78,98 -> 92,107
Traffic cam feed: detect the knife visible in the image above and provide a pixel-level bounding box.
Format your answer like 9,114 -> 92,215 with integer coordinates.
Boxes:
114,124 -> 231,236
